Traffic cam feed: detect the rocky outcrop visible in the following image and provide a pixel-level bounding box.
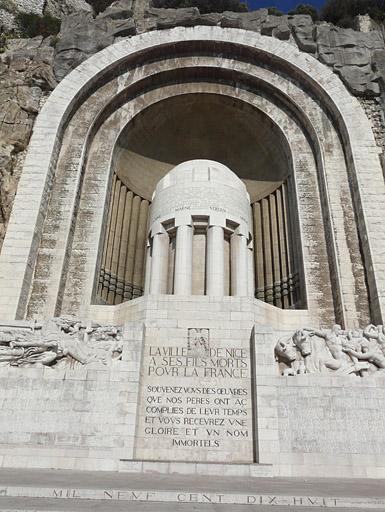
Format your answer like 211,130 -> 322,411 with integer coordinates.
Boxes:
1,3 -> 385,250
317,24 -> 384,96
54,1 -> 137,80
0,36 -> 56,249
0,0 -> 93,32
51,6 -> 385,96
54,13 -> 115,81
99,0 -> 134,19
139,8 -> 385,97
45,0 -> 93,18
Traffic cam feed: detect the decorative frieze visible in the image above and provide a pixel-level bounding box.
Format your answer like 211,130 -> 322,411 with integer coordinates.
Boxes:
0,317 -> 122,367
276,324 -> 385,377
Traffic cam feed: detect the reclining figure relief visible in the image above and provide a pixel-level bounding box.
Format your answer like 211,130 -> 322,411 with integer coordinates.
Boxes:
275,324 -> 385,377
0,317 -> 123,368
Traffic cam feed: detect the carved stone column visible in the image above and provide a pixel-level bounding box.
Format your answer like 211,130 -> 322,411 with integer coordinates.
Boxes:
230,232 -> 249,297
144,242 -> 152,295
248,243 -> 255,298
206,225 -> 225,296
149,231 -> 169,295
174,224 -> 193,295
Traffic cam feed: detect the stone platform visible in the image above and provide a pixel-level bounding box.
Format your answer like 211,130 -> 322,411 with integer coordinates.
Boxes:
0,469 -> 385,511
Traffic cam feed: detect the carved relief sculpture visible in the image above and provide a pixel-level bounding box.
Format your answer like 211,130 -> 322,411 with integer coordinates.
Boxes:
0,317 -> 123,368
275,324 -> 385,377
187,328 -> 210,355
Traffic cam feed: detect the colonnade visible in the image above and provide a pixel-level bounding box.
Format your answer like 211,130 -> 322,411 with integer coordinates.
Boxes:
252,181 -> 300,308
96,168 -> 301,308
146,222 -> 253,297
98,175 -> 149,305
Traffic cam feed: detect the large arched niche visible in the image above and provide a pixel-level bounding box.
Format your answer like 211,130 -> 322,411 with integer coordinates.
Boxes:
97,91 -> 302,309
0,27 -> 382,328
114,93 -> 290,202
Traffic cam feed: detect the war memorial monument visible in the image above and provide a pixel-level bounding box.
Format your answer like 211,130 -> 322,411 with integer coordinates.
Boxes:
1,0 -> 385,509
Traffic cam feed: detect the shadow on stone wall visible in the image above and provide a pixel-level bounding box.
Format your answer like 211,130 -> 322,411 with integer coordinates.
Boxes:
2,0 -> 385,251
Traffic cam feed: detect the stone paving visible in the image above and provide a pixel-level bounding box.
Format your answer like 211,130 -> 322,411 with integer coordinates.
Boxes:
0,469 -> 385,511
0,497 -> 374,512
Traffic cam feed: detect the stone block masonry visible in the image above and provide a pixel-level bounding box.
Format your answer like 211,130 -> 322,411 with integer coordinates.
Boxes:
1,9 -> 385,484
0,299 -> 384,478
0,365 -> 137,471
2,4 -> 385,256
0,321 -> 144,472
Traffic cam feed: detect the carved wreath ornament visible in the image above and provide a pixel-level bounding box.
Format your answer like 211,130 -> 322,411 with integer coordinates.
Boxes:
0,317 -> 123,368
275,324 -> 385,377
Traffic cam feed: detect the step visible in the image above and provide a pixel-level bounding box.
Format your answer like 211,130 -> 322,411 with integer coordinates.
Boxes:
1,484 -> 385,509
118,460 -> 274,477
0,469 -> 384,510
0,497 -> 377,512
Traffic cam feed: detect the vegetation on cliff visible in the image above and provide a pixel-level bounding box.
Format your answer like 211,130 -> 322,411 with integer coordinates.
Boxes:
16,12 -> 60,38
321,0 -> 385,27
289,3 -> 318,21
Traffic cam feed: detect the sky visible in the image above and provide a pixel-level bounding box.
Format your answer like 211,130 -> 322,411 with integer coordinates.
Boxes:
247,0 -> 324,11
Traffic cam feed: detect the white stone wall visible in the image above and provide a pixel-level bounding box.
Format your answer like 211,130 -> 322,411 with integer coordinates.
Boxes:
0,323 -> 143,471
278,381 -> 385,459
0,296 -> 305,472
1,298 -> 385,478
0,28 -> 376,329
253,328 -> 385,478
41,77 -> 335,324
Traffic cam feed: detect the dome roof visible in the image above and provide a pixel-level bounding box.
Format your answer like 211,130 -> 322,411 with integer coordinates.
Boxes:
153,159 -> 248,200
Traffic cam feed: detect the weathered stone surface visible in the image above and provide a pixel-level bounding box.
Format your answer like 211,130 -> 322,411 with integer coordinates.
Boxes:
289,14 -> 316,53
97,0 -> 134,19
2,3 -> 385,253
234,9 -> 268,31
198,12 -> 222,26
147,7 -> 200,30
44,0 -> 93,18
0,317 -> 123,367
317,24 -> 384,95
0,8 -> 18,32
0,0 -> 93,32
54,9 -> 137,81
138,8 -> 384,96
144,8 -> 269,33
46,5 -> 385,98
276,324 -> 385,377
0,35 -> 55,250
261,15 -> 290,40
218,11 -> 243,29
54,13 -> 115,81
6,0 -> 45,16
1,24 -> 385,477
0,143 -> 16,249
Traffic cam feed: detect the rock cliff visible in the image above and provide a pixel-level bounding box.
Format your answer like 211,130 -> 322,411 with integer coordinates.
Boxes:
0,0 -> 93,31
1,0 -> 385,250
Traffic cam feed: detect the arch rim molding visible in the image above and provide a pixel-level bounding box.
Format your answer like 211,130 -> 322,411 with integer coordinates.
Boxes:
0,26 -> 384,323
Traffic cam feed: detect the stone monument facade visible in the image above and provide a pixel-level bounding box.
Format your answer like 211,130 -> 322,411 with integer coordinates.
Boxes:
1,6 -> 385,479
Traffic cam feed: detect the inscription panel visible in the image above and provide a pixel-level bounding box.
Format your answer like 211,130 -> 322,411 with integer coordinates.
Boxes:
278,386 -> 385,455
149,185 -> 251,226
135,328 -> 254,463
4,486 -> 383,508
